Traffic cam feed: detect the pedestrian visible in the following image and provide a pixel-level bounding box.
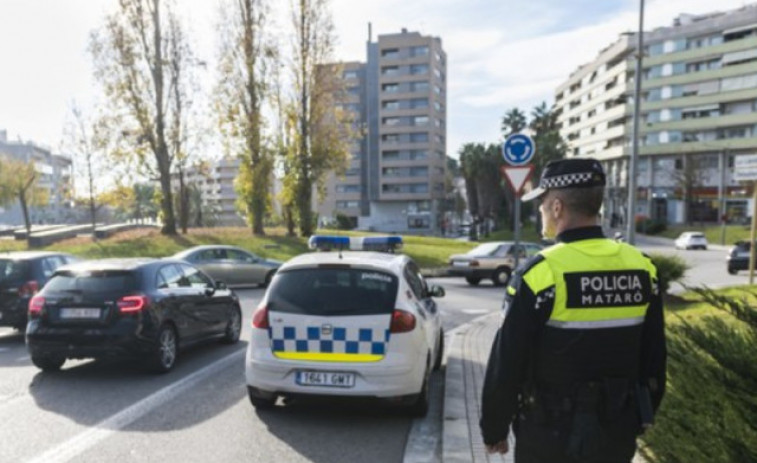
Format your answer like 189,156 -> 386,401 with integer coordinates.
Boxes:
480,158 -> 667,462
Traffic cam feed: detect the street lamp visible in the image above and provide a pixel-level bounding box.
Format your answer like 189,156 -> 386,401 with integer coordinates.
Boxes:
626,0 -> 645,245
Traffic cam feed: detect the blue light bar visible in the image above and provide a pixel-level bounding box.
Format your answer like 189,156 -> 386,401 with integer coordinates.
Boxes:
308,235 -> 350,251
308,235 -> 403,252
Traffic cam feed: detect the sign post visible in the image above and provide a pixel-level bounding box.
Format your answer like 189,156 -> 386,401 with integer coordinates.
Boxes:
502,134 -> 536,272
734,155 -> 757,284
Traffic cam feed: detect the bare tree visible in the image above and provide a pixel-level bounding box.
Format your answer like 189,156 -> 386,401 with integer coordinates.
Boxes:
216,0 -> 275,236
89,0 -> 196,235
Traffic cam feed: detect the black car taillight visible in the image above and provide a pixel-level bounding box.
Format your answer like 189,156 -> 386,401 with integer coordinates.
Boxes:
28,296 -> 45,319
117,295 -> 149,313
19,280 -> 39,298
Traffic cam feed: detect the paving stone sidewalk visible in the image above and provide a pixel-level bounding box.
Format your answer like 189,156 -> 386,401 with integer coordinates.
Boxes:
441,312 -> 647,463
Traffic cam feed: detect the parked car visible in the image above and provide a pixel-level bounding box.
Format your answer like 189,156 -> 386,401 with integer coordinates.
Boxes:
172,245 -> 281,287
245,236 -> 444,416
674,232 -> 708,250
448,241 -> 544,286
0,251 -> 78,331
727,240 -> 753,274
26,258 -> 242,373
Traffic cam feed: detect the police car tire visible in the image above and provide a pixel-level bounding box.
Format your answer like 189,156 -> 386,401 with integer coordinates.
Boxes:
433,331 -> 444,371
465,277 -> 481,286
408,369 -> 430,418
248,388 -> 276,410
31,354 -> 65,372
492,267 -> 511,287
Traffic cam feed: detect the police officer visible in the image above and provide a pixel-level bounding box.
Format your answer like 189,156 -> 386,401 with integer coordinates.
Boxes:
480,158 -> 666,462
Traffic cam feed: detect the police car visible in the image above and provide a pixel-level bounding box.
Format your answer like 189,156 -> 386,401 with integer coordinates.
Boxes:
245,236 -> 445,416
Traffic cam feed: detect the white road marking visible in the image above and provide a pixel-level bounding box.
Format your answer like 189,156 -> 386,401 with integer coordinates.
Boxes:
26,349 -> 245,463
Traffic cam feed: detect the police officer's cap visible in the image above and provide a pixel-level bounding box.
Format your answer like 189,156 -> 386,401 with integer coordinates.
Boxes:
522,158 -> 606,202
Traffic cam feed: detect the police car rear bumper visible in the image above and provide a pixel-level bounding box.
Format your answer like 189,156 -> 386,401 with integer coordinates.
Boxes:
245,345 -> 427,398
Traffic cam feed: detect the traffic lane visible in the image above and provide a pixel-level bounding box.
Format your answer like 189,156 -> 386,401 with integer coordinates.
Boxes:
73,361 -> 411,463
427,277 -> 505,332
1,289 -> 265,463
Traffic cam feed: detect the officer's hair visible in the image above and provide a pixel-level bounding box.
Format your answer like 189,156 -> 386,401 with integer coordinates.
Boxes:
552,186 -> 604,218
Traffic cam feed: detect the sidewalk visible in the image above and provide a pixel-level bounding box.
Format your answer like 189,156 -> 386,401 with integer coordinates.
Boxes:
441,312 -> 646,463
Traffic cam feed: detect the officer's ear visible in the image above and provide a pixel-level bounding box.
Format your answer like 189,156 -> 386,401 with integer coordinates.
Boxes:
551,195 -> 563,218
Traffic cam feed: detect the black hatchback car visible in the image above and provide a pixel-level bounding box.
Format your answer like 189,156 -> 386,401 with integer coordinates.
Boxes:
727,241 -> 753,274
0,251 -> 78,330
26,258 -> 242,373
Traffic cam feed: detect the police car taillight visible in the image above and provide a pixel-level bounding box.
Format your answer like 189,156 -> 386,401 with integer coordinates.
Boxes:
390,309 -> 416,333
252,304 -> 269,329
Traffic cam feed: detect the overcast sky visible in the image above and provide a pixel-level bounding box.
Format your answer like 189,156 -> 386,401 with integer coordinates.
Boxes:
0,0 -> 753,159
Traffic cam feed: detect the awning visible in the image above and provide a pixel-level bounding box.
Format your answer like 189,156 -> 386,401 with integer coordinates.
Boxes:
722,48 -> 757,65
723,23 -> 757,36
681,104 -> 719,113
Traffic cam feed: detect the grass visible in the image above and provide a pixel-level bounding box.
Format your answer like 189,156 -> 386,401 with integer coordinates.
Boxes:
656,224 -> 754,246
642,286 -> 757,462
0,227 -> 477,269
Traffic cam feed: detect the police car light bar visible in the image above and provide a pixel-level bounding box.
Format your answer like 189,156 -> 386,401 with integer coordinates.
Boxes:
308,235 -> 403,252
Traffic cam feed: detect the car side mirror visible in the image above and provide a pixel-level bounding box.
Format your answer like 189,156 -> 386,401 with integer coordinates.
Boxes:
429,285 -> 445,298
215,280 -> 227,290
204,285 -> 216,297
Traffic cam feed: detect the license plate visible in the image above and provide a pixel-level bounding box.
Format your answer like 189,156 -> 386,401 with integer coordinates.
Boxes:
295,370 -> 355,388
452,261 -> 469,267
60,308 -> 101,319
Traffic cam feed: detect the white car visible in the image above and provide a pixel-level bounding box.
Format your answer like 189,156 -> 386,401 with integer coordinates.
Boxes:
675,232 -> 708,250
245,236 -> 445,416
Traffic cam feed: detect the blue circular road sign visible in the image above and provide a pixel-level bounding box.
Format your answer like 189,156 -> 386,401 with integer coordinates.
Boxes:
502,133 -> 536,166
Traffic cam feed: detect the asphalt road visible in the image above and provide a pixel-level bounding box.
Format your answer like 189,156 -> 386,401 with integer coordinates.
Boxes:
0,236 -> 744,463
0,280 -> 505,463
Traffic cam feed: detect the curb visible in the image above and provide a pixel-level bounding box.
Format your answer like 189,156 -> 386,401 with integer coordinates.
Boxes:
442,325 -> 474,463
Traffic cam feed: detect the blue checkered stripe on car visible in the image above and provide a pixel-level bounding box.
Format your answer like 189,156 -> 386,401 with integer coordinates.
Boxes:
269,325 -> 391,355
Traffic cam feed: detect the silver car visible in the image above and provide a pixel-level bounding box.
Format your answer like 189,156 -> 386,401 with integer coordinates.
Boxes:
172,245 -> 282,287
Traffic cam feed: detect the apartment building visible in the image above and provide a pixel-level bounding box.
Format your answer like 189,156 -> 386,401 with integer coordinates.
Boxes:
177,157 -> 246,227
0,129 -> 73,225
317,28 -> 448,234
556,5 -> 757,225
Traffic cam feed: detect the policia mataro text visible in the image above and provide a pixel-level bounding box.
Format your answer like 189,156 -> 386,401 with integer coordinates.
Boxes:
480,158 -> 666,462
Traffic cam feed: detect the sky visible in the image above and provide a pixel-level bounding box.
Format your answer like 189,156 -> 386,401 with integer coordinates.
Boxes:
0,0 -> 753,160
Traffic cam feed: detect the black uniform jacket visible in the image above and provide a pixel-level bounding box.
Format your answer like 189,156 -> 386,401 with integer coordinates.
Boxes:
479,226 -> 667,446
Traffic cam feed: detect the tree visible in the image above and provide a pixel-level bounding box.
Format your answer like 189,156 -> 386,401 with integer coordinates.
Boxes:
89,0 -> 197,235
63,103 -> 108,235
529,101 -> 567,176
216,0 -> 275,236
501,107 -> 527,137
0,156 -> 49,240
671,155 -> 709,225
286,0 -> 352,236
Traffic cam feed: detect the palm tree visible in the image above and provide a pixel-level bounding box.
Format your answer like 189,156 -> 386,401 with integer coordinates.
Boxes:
501,108 -> 527,138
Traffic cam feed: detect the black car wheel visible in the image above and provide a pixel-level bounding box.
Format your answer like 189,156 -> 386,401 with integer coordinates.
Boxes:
728,266 -> 737,275
31,354 -> 65,372
221,308 -> 242,344
492,267 -> 512,287
465,276 -> 481,286
149,324 -> 178,373
248,386 -> 276,410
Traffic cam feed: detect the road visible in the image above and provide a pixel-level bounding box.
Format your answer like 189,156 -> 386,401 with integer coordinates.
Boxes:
0,236 -> 743,463
0,279 -> 505,463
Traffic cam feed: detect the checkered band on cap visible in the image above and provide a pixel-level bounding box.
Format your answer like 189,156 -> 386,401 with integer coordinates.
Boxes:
540,172 -> 596,189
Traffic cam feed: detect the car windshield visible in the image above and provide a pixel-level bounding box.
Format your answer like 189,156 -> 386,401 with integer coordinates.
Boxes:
0,259 -> 28,284
45,270 -> 137,294
689,233 -> 705,238
466,243 -> 504,256
267,267 -> 398,316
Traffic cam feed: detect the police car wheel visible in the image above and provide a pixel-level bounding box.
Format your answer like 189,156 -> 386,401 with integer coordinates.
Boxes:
248,387 -> 276,410
492,267 -> 511,287
433,331 -> 444,371
407,368 -> 430,417
465,277 -> 481,286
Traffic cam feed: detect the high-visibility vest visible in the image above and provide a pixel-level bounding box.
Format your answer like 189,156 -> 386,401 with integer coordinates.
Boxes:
521,238 -> 658,385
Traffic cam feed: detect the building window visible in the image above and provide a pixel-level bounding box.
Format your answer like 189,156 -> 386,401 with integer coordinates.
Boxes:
409,98 -> 429,108
408,216 -> 431,229
345,168 -> 360,176
411,81 -> 429,92
382,66 -> 400,76
410,45 -> 429,57
382,100 -> 400,110
382,83 -> 399,93
382,134 -> 400,143
336,184 -> 361,193
381,48 -> 400,59
410,132 -> 429,143
336,200 -> 359,209
410,64 -> 429,75
343,70 -> 358,79
412,116 -> 429,126
383,117 -> 401,126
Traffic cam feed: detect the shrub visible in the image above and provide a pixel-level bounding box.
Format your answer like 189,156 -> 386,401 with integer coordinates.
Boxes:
335,213 -> 356,231
636,217 -> 667,235
649,254 -> 688,294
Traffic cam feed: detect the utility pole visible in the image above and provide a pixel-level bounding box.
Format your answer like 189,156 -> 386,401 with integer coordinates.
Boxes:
626,0 -> 645,245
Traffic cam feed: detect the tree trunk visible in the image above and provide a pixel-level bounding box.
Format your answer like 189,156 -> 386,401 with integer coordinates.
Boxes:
284,204 -> 296,237
297,174 -> 313,236
19,191 -> 31,247
157,155 -> 177,234
178,168 -> 189,234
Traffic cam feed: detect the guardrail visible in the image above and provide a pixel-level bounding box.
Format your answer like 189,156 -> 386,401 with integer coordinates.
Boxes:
28,224 -> 97,247
14,225 -> 67,240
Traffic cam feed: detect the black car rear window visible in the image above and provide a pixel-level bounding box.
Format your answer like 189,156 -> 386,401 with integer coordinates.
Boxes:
268,268 -> 399,316
45,271 -> 137,294
0,259 -> 29,284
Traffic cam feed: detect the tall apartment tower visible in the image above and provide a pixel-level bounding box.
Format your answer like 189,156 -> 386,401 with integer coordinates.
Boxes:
556,5 -> 757,226
318,28 -> 447,234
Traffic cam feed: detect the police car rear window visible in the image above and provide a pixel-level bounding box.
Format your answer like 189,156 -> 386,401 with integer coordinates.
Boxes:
267,268 -> 399,316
